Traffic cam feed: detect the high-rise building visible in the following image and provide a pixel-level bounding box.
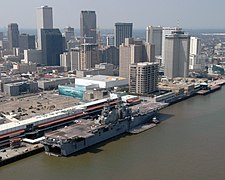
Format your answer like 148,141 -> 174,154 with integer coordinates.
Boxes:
190,37 -> 201,55
19,33 -> 35,52
114,23 -> 133,47
146,26 -> 162,56
80,44 -> 99,70
64,26 -> 75,42
8,23 -> 19,50
106,35 -> 114,46
99,46 -> 119,66
119,38 -> 154,79
143,43 -> 155,63
41,29 -> 63,66
60,48 -> 80,71
189,36 -> 204,70
129,62 -> 159,95
70,48 -> 80,70
80,11 -> 96,44
164,30 -> 190,79
0,32 -> 3,41
24,49 -> 42,64
162,27 -> 182,65
36,5 -> 53,49
60,52 -> 71,70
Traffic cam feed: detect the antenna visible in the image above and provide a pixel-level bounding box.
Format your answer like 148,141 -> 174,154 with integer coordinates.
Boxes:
97,26 -> 101,49
177,19 -> 180,28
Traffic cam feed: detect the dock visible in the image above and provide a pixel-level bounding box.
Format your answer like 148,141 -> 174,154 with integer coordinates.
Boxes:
0,142 -> 44,167
197,85 -> 221,95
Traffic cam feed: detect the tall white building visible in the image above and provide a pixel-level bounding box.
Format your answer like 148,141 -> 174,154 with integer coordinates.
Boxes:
190,37 -> 201,55
164,30 -> 190,79
162,27 -> 182,65
189,37 -> 204,70
146,26 -> 162,56
36,5 -> 53,49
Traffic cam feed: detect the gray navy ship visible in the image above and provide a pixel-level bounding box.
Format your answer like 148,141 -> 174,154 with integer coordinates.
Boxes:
42,100 -> 163,156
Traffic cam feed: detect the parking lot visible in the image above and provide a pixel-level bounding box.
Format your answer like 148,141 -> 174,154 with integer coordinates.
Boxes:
0,91 -> 80,121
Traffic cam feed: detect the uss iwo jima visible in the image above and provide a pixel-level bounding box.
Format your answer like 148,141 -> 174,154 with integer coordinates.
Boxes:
42,99 -> 164,156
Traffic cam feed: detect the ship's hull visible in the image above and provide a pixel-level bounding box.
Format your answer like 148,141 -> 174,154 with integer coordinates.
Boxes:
43,111 -> 156,156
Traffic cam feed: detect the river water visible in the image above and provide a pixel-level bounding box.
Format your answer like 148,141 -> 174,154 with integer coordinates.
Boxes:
1,87 -> 225,180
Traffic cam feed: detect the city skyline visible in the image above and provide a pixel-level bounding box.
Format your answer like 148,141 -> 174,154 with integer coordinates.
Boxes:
0,0 -> 225,29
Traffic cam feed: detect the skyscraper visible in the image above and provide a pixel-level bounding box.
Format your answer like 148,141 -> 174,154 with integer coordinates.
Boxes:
80,11 -> 96,44
146,26 -> 162,56
162,27 -> 182,65
129,62 -> 159,95
8,23 -> 19,50
99,46 -> 119,66
190,37 -> 201,55
19,33 -> 35,52
164,30 -> 190,79
36,5 -> 53,49
114,23 -> 133,47
64,26 -> 75,42
80,44 -> 99,70
60,48 -> 80,71
0,32 -> 3,41
63,26 -> 75,50
119,38 -> 154,79
41,29 -> 63,66
189,37 -> 203,70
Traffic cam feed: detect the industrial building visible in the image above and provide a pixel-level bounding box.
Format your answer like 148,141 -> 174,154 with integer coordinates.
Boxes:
58,75 -> 128,100
4,81 -> 38,96
37,77 -> 75,90
75,75 -> 128,89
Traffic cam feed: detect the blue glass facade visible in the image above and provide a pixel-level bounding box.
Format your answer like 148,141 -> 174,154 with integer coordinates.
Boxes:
58,85 -> 86,99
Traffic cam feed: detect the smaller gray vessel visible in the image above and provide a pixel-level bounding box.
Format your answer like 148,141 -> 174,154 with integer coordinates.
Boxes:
42,100 -> 160,156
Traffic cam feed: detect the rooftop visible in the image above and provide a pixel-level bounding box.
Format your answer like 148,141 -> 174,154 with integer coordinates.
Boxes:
0,91 -> 80,121
77,75 -> 126,82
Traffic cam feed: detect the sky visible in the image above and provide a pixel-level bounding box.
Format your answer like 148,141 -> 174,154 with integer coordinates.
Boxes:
1,0 -> 225,30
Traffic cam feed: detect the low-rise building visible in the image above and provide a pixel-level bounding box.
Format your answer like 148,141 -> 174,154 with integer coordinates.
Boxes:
4,81 -> 38,96
12,62 -> 37,74
37,77 -> 75,90
75,75 -> 128,89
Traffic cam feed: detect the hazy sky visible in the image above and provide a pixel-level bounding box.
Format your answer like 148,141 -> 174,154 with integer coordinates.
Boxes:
1,0 -> 225,29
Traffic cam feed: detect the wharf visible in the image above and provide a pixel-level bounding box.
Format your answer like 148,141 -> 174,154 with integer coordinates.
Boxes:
0,142 -> 44,167
197,85 -> 221,95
